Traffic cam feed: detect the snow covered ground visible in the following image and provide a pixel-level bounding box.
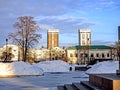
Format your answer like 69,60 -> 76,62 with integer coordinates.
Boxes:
0,71 -> 88,90
0,60 -> 119,90
0,60 -> 87,90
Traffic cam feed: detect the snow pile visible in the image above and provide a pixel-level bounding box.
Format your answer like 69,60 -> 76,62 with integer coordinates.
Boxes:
0,61 -> 43,76
86,61 -> 119,74
0,60 -> 70,76
34,60 -> 70,72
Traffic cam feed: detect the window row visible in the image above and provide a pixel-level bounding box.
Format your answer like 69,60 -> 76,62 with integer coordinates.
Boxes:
70,53 -> 110,58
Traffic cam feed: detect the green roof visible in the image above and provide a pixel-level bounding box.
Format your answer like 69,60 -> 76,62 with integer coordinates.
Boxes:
67,45 -> 112,50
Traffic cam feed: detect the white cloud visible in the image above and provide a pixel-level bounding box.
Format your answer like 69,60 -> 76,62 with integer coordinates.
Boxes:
99,0 -> 114,5
39,24 -> 55,30
92,40 -> 115,45
35,15 -> 85,21
0,0 -> 119,47
35,15 -> 96,34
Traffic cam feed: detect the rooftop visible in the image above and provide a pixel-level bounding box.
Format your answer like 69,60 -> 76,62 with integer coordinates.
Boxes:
67,45 -> 112,50
47,29 -> 59,32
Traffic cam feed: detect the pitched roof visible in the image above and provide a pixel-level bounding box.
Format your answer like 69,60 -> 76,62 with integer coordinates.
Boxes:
67,45 -> 112,50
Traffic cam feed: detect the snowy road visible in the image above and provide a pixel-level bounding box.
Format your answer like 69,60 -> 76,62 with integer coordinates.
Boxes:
0,71 -> 88,90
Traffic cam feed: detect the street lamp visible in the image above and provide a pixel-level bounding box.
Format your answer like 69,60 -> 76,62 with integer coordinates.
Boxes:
4,38 -> 8,62
116,40 -> 120,75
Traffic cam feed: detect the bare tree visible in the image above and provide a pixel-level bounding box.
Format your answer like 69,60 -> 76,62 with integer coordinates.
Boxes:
77,45 -> 89,64
9,16 -> 41,62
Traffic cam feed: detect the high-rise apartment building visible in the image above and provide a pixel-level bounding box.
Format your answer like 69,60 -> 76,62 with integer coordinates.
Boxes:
118,26 -> 120,41
47,29 -> 59,49
78,29 -> 91,46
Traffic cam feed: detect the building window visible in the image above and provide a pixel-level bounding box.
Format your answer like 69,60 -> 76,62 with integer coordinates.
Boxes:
75,53 -> 78,57
82,34 -> 85,39
96,53 -> 99,57
14,50 -> 16,52
107,53 -> 109,57
82,40 -> 85,45
102,53 -> 105,58
62,54 -> 64,58
70,53 -> 73,57
85,53 -> 88,57
80,53 -> 83,57
91,53 -> 94,57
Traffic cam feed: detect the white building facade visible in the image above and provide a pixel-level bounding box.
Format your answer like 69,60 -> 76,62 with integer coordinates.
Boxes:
67,45 -> 117,64
78,29 -> 91,46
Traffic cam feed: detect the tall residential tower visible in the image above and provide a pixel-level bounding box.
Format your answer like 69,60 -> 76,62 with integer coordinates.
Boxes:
78,29 -> 91,46
47,29 -> 59,49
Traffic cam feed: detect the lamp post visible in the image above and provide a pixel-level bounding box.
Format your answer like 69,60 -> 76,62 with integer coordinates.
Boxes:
116,40 -> 120,75
4,38 -> 8,62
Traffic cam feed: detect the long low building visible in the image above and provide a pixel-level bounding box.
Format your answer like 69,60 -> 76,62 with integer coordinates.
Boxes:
0,44 -> 66,62
67,45 -> 117,64
0,44 -> 118,64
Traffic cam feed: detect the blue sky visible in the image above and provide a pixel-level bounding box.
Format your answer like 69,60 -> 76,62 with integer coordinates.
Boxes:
0,0 -> 120,48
